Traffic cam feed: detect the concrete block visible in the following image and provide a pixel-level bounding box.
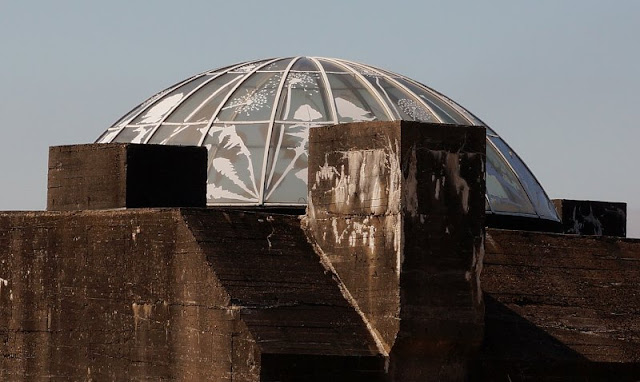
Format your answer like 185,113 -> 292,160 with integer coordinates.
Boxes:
47,143 -> 207,210
553,199 -> 626,237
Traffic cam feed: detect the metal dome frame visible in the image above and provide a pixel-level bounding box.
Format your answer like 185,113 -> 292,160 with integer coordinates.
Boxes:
96,56 -> 559,223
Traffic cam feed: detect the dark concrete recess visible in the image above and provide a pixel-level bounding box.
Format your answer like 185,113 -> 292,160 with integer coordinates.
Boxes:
553,199 -> 627,237
47,143 -> 207,211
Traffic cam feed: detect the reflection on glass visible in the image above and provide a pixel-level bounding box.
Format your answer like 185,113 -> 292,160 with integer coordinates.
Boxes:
490,137 -> 559,220
486,140 -> 536,214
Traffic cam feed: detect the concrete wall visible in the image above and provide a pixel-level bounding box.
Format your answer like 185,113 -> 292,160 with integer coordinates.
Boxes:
0,209 -> 384,381
474,228 -> 640,380
1,123 -> 639,380
305,121 -> 486,381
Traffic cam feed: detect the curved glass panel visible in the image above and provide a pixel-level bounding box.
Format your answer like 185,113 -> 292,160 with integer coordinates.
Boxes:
228,61 -> 269,73
148,123 -> 208,145
129,76 -> 210,125
276,72 -> 331,122
217,72 -> 282,122
97,56 -> 558,221
113,125 -> 155,144
264,123 -> 310,203
489,136 -> 559,220
259,58 -> 294,71
486,141 -> 536,214
96,127 -> 121,144
361,73 -> 435,122
165,73 -> 243,123
326,73 -> 390,122
394,78 -> 468,125
290,57 -> 319,72
203,123 -> 269,204
316,59 -> 349,73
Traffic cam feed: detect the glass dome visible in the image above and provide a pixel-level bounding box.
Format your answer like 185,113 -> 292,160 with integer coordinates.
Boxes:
96,56 -> 559,223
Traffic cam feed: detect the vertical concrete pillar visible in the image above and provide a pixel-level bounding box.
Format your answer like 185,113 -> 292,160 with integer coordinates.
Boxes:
305,121 -> 485,381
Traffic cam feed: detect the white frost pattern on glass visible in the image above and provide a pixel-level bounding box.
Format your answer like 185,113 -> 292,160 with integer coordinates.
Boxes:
295,168 -> 307,182
222,75 -> 280,117
211,157 -> 257,198
397,99 -> 433,122
137,93 -> 184,124
207,184 -> 256,202
280,72 -> 323,121
234,63 -> 259,73
223,91 -> 269,116
293,104 -> 322,121
210,125 -> 259,196
131,126 -> 153,143
335,97 -> 375,121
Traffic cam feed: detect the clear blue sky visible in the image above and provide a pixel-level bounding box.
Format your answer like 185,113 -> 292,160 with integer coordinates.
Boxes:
2,1 -> 639,236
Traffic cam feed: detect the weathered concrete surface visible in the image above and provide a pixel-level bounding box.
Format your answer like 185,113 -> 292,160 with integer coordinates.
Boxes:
47,144 -> 207,211
474,228 -> 640,380
553,199 -> 627,237
305,121 -> 486,381
0,209 -> 383,381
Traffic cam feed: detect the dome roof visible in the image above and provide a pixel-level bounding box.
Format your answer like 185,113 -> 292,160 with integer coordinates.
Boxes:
96,56 -> 559,222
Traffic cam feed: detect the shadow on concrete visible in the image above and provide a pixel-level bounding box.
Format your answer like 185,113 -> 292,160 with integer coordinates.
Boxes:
470,295 -> 640,381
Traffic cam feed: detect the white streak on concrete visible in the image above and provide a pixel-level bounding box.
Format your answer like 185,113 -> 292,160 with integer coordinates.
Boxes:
301,219 -> 390,357
316,156 -> 338,184
0,278 -> 7,294
132,226 -> 141,242
446,152 -> 470,214
132,302 -> 153,336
